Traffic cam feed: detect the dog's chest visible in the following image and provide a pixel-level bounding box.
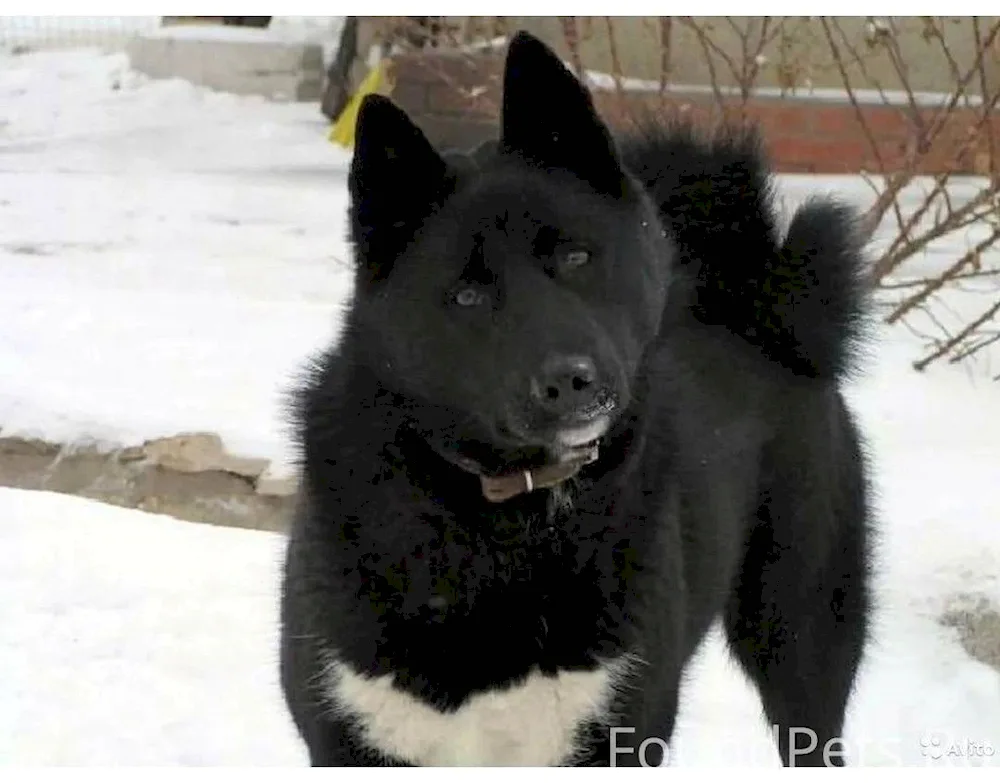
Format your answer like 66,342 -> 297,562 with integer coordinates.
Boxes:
322,653 -> 635,766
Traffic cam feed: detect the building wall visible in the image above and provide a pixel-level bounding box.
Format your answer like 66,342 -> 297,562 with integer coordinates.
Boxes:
417,17 -> 1000,98
386,47 -> 1000,175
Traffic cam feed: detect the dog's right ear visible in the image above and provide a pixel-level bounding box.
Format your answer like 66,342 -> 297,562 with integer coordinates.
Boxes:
349,95 -> 449,281
501,31 -> 623,197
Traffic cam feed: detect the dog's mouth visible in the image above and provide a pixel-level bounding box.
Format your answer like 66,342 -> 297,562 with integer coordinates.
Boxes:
427,412 -> 612,503
505,397 -> 615,453
553,415 -> 611,451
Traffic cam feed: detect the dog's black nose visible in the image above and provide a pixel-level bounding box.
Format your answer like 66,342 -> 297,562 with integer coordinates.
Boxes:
531,354 -> 599,416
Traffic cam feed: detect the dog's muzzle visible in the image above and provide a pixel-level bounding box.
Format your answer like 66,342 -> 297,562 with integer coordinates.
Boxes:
478,441 -> 599,503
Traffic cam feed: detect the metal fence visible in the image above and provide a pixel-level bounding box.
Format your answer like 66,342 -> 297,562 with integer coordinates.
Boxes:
0,16 -> 161,53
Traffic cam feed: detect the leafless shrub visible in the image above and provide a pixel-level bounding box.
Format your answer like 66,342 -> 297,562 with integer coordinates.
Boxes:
378,16 -> 1000,372
817,17 -> 1000,371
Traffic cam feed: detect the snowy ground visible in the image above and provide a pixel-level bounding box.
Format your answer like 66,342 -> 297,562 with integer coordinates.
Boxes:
0,488 -> 301,766
0,16 -> 341,59
0,47 -> 355,477
4,386 -> 1000,767
2,47 -> 997,478
2,48 -> 1000,766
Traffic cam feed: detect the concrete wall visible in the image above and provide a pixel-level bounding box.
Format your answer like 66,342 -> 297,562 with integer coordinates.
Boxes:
126,26 -> 325,102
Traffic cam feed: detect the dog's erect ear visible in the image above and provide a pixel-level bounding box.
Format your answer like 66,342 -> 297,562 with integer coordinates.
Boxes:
349,95 -> 449,280
350,95 -> 446,204
501,31 -> 622,196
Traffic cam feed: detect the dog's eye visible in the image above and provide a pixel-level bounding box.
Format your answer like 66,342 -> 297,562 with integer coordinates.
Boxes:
561,248 -> 591,269
453,286 -> 485,307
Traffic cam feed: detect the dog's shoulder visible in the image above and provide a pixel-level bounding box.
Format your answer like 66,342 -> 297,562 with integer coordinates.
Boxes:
620,119 -> 871,381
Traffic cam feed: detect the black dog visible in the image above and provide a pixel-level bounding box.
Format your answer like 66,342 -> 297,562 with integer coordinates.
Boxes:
279,31 -> 873,767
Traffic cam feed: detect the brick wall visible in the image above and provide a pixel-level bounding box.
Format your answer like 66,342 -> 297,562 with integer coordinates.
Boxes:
386,50 -> 999,176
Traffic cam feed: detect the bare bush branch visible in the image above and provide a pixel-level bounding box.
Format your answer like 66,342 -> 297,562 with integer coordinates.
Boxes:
887,225 -> 1000,324
915,297 -> 1000,370
676,17 -> 731,112
604,16 -> 626,114
658,17 -> 673,96
387,15 -> 1000,375
559,17 -> 585,78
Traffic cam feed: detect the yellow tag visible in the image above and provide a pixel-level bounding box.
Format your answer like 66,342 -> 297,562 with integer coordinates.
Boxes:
328,60 -> 395,148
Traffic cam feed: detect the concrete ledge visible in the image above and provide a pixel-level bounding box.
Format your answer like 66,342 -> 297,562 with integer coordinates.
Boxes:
0,434 -> 297,532
126,26 -> 325,102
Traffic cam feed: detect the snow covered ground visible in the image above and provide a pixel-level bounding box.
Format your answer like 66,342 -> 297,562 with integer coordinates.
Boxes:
0,488 -> 302,766
4,385 -> 1000,767
2,47 -> 999,767
0,47 -> 355,477
2,46 -> 997,478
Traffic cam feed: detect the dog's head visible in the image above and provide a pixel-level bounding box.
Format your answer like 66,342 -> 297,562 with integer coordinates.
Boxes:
345,32 -> 671,474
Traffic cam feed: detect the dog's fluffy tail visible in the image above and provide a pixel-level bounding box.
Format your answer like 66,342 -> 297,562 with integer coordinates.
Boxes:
772,197 -> 872,379
622,121 -> 871,380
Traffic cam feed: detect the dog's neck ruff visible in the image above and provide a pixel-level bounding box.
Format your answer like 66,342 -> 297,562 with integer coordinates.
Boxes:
478,444 -> 599,503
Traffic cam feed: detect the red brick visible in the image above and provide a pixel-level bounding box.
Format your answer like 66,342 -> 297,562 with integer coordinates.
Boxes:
393,48 -> 996,175
670,103 -> 723,127
391,53 -> 443,86
862,139 -> 911,173
810,106 -> 860,137
412,115 -> 497,151
394,50 -> 503,90
778,161 -> 818,173
861,106 -> 912,136
426,82 -> 499,119
748,103 -> 813,135
387,77 -> 429,115
769,136 -> 869,173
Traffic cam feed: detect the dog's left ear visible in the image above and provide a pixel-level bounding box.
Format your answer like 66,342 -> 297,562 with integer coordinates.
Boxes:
501,32 -> 623,197
349,95 -> 449,280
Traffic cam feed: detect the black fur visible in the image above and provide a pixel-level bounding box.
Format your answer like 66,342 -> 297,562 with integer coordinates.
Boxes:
280,31 -> 873,768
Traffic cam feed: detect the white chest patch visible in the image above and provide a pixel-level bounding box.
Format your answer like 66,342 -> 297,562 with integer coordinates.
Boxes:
320,653 -> 638,766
